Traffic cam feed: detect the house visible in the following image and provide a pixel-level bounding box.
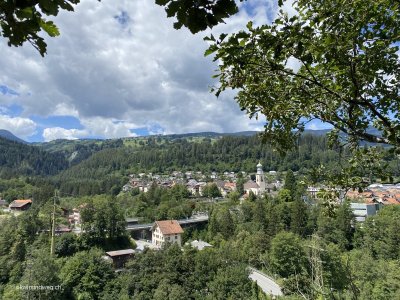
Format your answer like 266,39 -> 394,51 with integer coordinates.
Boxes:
350,203 -> 382,222
9,199 -> 32,211
105,249 -> 135,268
68,208 -> 81,226
40,224 -> 72,236
224,182 -> 237,193
122,184 -> 133,192
307,186 -> 321,199
189,240 -> 212,251
68,204 -> 87,226
152,220 -> 184,248
54,224 -> 72,235
214,180 -> 228,197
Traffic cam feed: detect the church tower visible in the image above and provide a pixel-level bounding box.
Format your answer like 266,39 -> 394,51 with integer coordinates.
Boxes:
255,162 -> 266,194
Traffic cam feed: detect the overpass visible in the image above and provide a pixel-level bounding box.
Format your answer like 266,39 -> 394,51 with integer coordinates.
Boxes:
126,214 -> 209,239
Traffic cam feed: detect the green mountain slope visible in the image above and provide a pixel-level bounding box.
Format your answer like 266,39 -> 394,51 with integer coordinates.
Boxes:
0,129 -> 27,144
54,134 -> 351,196
0,137 -> 69,177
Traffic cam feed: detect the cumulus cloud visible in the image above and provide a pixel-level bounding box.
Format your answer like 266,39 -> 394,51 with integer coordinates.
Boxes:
43,127 -> 87,141
43,116 -> 138,141
0,0 -> 279,140
0,114 -> 37,138
80,117 -> 137,139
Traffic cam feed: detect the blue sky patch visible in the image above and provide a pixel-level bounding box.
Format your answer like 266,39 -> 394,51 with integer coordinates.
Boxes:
0,85 -> 19,96
131,124 -> 165,136
132,127 -> 149,136
0,104 -> 24,117
31,115 -> 84,130
242,1 -> 277,23
114,11 -> 130,26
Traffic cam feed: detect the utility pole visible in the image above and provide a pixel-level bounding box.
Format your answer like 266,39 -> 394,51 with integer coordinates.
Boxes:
50,190 -> 58,256
309,234 -> 325,299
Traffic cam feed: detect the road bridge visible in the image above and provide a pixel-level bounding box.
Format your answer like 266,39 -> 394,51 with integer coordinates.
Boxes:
126,215 -> 209,240
248,267 -> 283,297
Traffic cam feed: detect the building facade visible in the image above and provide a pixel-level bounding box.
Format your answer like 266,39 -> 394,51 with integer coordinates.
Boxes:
350,202 -> 381,222
243,162 -> 267,196
151,220 -> 184,248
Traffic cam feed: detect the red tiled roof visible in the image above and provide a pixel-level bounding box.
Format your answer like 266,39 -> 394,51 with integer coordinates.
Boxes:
224,182 -> 236,188
154,220 -> 184,235
383,197 -> 400,205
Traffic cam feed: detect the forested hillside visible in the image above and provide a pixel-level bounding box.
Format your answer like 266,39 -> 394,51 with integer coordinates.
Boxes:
0,137 -> 68,177
2,133 -> 399,197
36,138 -> 124,165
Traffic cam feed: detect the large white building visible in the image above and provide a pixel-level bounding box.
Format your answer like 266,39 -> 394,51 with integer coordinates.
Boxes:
244,162 -> 267,196
151,220 -> 184,248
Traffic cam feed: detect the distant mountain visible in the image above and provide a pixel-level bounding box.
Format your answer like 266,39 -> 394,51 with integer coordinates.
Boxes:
0,129 -> 27,144
142,129 -> 332,140
162,131 -> 260,139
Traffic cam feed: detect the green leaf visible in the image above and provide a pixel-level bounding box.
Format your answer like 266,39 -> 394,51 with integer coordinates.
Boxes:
16,7 -> 34,19
246,21 -> 253,30
155,0 -> 169,6
204,34 -> 216,42
204,45 -> 218,57
40,20 -> 60,37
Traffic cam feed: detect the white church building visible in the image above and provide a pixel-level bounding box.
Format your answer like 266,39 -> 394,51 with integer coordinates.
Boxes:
243,162 -> 267,196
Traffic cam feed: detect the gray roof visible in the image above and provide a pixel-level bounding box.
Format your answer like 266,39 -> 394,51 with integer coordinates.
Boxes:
106,249 -> 135,257
190,240 -> 212,250
243,180 -> 259,189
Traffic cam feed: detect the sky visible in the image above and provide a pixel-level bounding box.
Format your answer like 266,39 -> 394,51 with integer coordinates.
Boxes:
0,0 -> 329,142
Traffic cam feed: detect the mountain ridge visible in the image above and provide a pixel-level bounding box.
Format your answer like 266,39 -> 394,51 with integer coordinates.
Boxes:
0,129 -> 27,144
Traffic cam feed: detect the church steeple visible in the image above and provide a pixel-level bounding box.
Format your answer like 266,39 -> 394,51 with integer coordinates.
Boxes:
255,162 -> 266,194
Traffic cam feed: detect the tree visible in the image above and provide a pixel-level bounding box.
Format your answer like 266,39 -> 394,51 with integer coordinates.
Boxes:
283,170 -> 297,199
202,183 -> 222,198
156,1 -> 400,153
0,0 -> 79,56
207,264 -> 253,300
19,250 -> 64,300
60,248 -> 114,299
80,196 -> 127,247
155,0 -> 239,34
206,0 -> 400,153
290,199 -> 309,237
269,231 -> 307,278
236,176 -> 246,196
55,233 -> 78,257
362,205 -> 400,260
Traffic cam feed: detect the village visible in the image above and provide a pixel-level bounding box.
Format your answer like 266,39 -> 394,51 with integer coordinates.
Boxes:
121,162 -> 282,197
1,160 -> 400,298
1,162 -> 400,269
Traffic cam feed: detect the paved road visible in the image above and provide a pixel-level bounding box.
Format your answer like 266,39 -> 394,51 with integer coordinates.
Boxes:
249,268 -> 283,297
